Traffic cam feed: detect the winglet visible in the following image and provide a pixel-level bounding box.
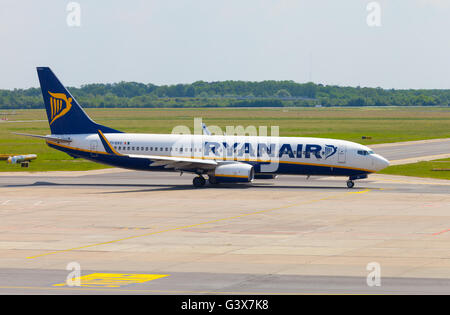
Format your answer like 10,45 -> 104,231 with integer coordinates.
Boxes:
202,123 -> 211,136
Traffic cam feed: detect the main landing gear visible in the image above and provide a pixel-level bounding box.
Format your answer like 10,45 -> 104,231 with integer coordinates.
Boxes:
346,180 -> 355,189
193,175 -> 206,188
208,176 -> 218,185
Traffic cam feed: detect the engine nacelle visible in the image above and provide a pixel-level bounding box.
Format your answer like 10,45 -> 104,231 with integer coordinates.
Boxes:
212,163 -> 254,183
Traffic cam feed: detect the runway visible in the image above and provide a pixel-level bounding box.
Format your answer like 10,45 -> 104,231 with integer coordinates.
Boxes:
372,138 -> 450,164
0,170 -> 449,294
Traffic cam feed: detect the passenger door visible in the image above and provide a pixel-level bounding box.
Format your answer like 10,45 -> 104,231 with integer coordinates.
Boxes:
90,140 -> 98,157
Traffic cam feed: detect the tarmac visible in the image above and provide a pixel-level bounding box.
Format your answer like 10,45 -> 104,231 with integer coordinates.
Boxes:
0,138 -> 449,294
0,171 -> 449,294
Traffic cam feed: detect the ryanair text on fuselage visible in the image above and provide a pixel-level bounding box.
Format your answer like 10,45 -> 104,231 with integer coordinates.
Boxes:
203,142 -> 337,160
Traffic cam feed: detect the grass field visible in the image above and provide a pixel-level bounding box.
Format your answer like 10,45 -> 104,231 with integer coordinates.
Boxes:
380,158 -> 450,180
0,107 -> 449,172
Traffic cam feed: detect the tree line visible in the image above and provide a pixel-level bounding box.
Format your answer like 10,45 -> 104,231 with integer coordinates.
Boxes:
0,80 -> 449,109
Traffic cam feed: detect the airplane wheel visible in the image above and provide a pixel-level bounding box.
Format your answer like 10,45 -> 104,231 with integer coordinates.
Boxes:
193,176 -> 206,188
208,176 -> 218,185
346,180 -> 355,189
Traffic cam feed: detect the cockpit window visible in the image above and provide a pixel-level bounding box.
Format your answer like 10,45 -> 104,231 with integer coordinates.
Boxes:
357,150 -> 369,156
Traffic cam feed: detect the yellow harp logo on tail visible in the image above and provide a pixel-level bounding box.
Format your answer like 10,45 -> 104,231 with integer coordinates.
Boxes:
48,92 -> 73,125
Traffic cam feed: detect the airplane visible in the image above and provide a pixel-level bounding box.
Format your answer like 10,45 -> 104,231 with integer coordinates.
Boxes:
0,154 -> 37,167
15,67 -> 389,188
1,111 -> 17,121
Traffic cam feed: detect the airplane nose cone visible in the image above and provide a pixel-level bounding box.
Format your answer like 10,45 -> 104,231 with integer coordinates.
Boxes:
372,154 -> 389,171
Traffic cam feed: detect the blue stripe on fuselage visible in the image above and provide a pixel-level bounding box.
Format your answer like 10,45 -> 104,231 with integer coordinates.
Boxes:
47,142 -> 369,177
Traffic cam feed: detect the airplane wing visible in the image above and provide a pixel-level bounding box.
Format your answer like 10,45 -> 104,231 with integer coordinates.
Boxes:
128,154 -> 219,171
12,132 -> 72,143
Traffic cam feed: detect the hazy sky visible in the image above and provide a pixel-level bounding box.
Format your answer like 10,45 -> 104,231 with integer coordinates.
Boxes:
1,0 -> 449,89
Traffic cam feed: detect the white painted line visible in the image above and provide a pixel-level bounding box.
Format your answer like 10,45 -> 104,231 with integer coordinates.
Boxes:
370,138 -> 450,148
389,153 -> 450,166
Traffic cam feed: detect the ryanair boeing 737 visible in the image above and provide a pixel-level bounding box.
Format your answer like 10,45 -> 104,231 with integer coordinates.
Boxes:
15,67 -> 389,188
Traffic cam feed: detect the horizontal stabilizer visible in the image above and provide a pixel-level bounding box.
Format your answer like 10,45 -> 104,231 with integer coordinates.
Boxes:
12,132 -> 72,143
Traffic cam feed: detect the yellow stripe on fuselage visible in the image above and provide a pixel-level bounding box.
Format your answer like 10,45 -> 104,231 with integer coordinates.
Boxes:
46,140 -> 375,173
47,140 -> 109,156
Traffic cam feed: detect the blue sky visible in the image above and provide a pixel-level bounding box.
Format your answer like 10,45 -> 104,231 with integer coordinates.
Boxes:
1,0 -> 449,89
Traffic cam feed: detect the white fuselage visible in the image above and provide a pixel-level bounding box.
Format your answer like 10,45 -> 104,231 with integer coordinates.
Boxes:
48,133 -> 390,176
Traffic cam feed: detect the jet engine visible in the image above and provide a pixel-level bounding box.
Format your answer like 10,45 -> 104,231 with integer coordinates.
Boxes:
209,163 -> 254,183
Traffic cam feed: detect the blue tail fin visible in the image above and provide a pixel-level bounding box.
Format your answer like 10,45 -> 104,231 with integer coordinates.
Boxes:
36,67 -> 121,135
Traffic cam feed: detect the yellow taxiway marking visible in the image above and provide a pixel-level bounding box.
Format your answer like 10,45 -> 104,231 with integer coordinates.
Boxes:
52,273 -> 169,288
348,188 -> 372,194
0,285 -> 376,295
27,189 -> 371,259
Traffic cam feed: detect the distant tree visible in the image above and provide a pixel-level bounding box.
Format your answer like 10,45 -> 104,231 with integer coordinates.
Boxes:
198,91 -> 209,98
275,89 -> 291,98
185,86 -> 195,97
1,80 -> 450,109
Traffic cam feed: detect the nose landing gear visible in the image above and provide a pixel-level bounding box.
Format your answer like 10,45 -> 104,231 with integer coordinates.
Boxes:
346,174 -> 368,188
